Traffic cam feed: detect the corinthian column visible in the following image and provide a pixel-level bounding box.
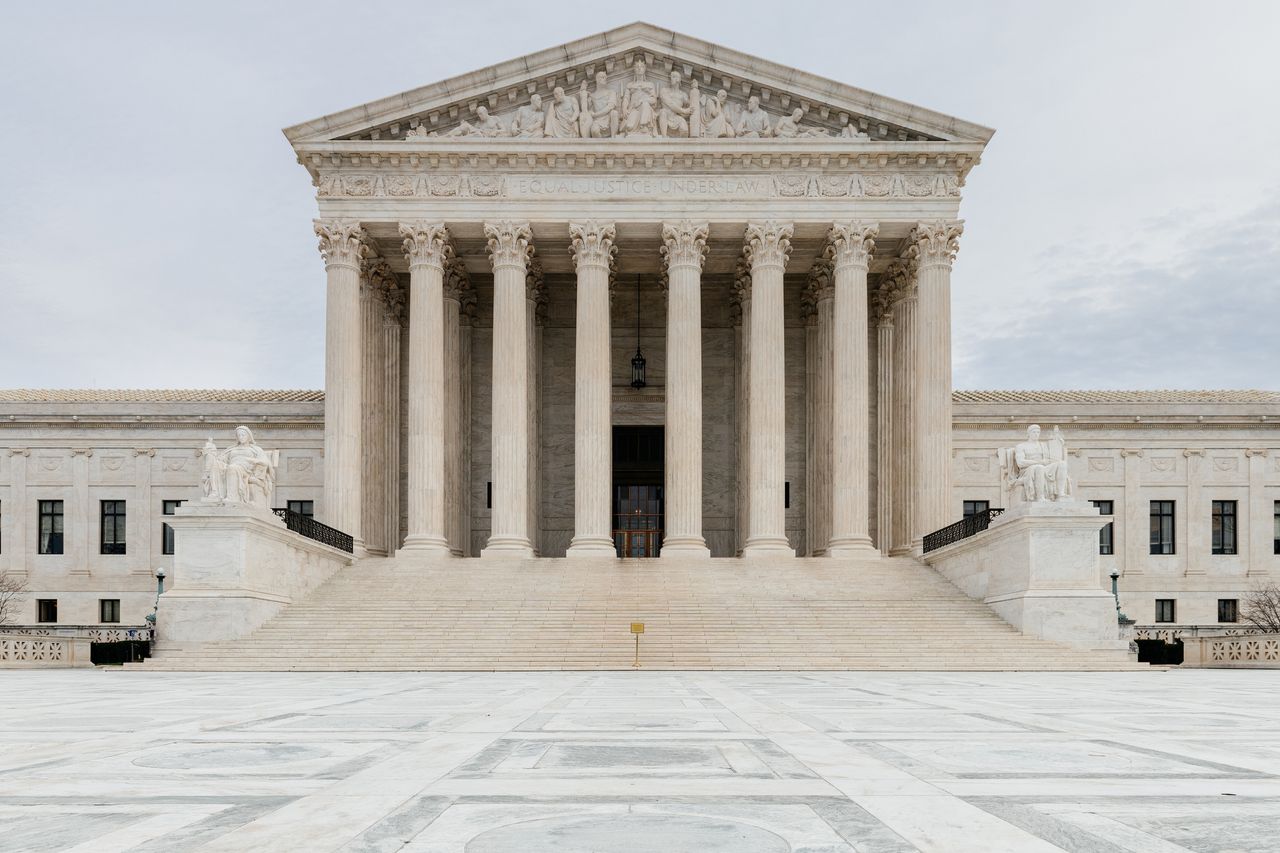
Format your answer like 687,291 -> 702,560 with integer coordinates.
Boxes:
908,220 -> 963,547
567,221 -> 617,557
743,221 -> 795,557
481,221 -> 535,558
444,257 -> 470,556
398,221 -> 451,555
827,221 -> 878,556
872,280 -> 896,555
661,220 -> 711,557
731,262 -> 751,556
889,260 -> 918,556
806,260 -> 833,556
315,219 -> 366,549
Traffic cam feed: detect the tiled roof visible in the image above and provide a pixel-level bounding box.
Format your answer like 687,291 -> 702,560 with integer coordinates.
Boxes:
954,390 -> 1280,404
0,389 -> 325,403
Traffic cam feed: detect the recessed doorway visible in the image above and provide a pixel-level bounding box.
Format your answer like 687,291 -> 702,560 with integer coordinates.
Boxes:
613,425 -> 664,557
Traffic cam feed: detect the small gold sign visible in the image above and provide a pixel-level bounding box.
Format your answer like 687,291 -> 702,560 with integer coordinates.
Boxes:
630,622 -> 645,634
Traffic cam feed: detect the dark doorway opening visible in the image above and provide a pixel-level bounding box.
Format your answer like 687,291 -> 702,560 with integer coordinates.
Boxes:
613,425 -> 664,557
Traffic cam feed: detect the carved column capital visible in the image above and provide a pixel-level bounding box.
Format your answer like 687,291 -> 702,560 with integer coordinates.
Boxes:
660,220 -> 709,271
315,219 -> 367,269
484,220 -> 534,271
826,221 -> 878,271
399,221 -> 452,271
569,220 -> 618,272
906,219 -> 963,270
743,220 -> 793,271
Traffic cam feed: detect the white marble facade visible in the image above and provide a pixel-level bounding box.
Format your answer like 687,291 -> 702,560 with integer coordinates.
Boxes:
2,390 -> 1277,632
1,24 -> 1278,640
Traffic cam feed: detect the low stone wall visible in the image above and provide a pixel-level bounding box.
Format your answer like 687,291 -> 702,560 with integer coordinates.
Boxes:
157,504 -> 353,645
1182,634 -> 1280,668
0,632 -> 94,668
924,500 -> 1130,656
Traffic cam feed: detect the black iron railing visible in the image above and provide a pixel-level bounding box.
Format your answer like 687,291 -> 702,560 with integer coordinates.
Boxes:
272,508 -> 354,553
922,508 -> 1005,554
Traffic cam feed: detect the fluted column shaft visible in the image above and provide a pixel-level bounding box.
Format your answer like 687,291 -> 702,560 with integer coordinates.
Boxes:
875,316 -> 894,554
443,266 -> 464,556
743,221 -> 795,556
315,219 -> 365,549
808,277 -> 833,556
382,291 -> 404,554
567,221 -> 617,557
482,221 -> 535,558
399,222 -> 450,554
733,282 -> 751,556
662,221 -> 711,557
910,221 -> 963,548
890,290 -> 917,555
828,222 -> 878,556
359,270 -> 386,555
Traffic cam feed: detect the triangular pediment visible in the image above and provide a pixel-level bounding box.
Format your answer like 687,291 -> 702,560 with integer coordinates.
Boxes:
284,22 -> 993,148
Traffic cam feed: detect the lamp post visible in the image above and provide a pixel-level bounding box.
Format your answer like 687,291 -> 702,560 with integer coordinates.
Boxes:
630,276 -> 646,389
1109,571 -> 1132,624
146,567 -> 166,634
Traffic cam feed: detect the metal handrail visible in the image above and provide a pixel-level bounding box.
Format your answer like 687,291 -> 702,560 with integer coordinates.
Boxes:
922,508 -> 1005,554
271,508 -> 354,554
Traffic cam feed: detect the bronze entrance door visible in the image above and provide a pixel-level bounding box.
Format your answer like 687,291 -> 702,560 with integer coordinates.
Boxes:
612,426 -> 663,557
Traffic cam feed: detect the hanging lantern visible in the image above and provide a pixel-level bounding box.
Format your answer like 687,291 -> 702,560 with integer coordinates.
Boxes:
630,276 -> 647,389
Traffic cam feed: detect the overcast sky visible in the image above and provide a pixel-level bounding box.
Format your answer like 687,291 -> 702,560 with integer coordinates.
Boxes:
2,1 -> 1277,391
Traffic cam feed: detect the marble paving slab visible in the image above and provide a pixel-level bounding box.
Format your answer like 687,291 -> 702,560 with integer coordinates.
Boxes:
0,670 -> 1277,852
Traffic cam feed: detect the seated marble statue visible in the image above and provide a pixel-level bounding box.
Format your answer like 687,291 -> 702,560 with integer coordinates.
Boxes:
200,426 -> 279,510
699,89 -> 735,138
509,94 -> 546,138
735,95 -> 772,138
1004,424 -> 1072,502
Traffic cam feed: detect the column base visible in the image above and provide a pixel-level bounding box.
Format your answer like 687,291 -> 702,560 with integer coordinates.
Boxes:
826,537 -> 877,558
660,538 -> 710,558
399,534 -> 452,557
742,537 -> 795,558
481,536 -> 535,559
566,536 -> 617,558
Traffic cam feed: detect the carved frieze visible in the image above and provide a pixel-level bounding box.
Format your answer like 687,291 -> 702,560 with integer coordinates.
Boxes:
315,170 -> 962,200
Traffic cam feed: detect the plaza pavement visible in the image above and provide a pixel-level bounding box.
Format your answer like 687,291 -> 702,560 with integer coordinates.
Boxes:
0,670 -> 1277,852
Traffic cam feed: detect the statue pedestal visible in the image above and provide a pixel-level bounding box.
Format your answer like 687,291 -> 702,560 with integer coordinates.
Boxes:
925,500 -> 1129,655
157,504 -> 353,645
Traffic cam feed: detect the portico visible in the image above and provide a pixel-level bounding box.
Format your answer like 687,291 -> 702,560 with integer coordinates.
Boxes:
290,22 -> 991,559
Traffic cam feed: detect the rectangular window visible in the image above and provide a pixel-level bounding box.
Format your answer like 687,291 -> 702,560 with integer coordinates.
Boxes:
1155,598 -> 1176,623
1211,500 -> 1237,555
287,500 -> 314,519
36,599 -> 57,623
963,500 -> 990,519
1092,500 -> 1115,555
99,598 -> 120,623
1218,598 -> 1239,623
162,499 -> 184,556
100,500 -> 126,555
1274,500 -> 1279,556
38,500 -> 64,555
1149,500 -> 1175,555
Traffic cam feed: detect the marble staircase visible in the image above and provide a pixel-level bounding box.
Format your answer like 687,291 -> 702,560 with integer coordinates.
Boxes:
138,555 -> 1138,671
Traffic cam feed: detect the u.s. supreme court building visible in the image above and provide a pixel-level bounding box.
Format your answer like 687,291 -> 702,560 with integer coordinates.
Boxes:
2,23 -> 1277,669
